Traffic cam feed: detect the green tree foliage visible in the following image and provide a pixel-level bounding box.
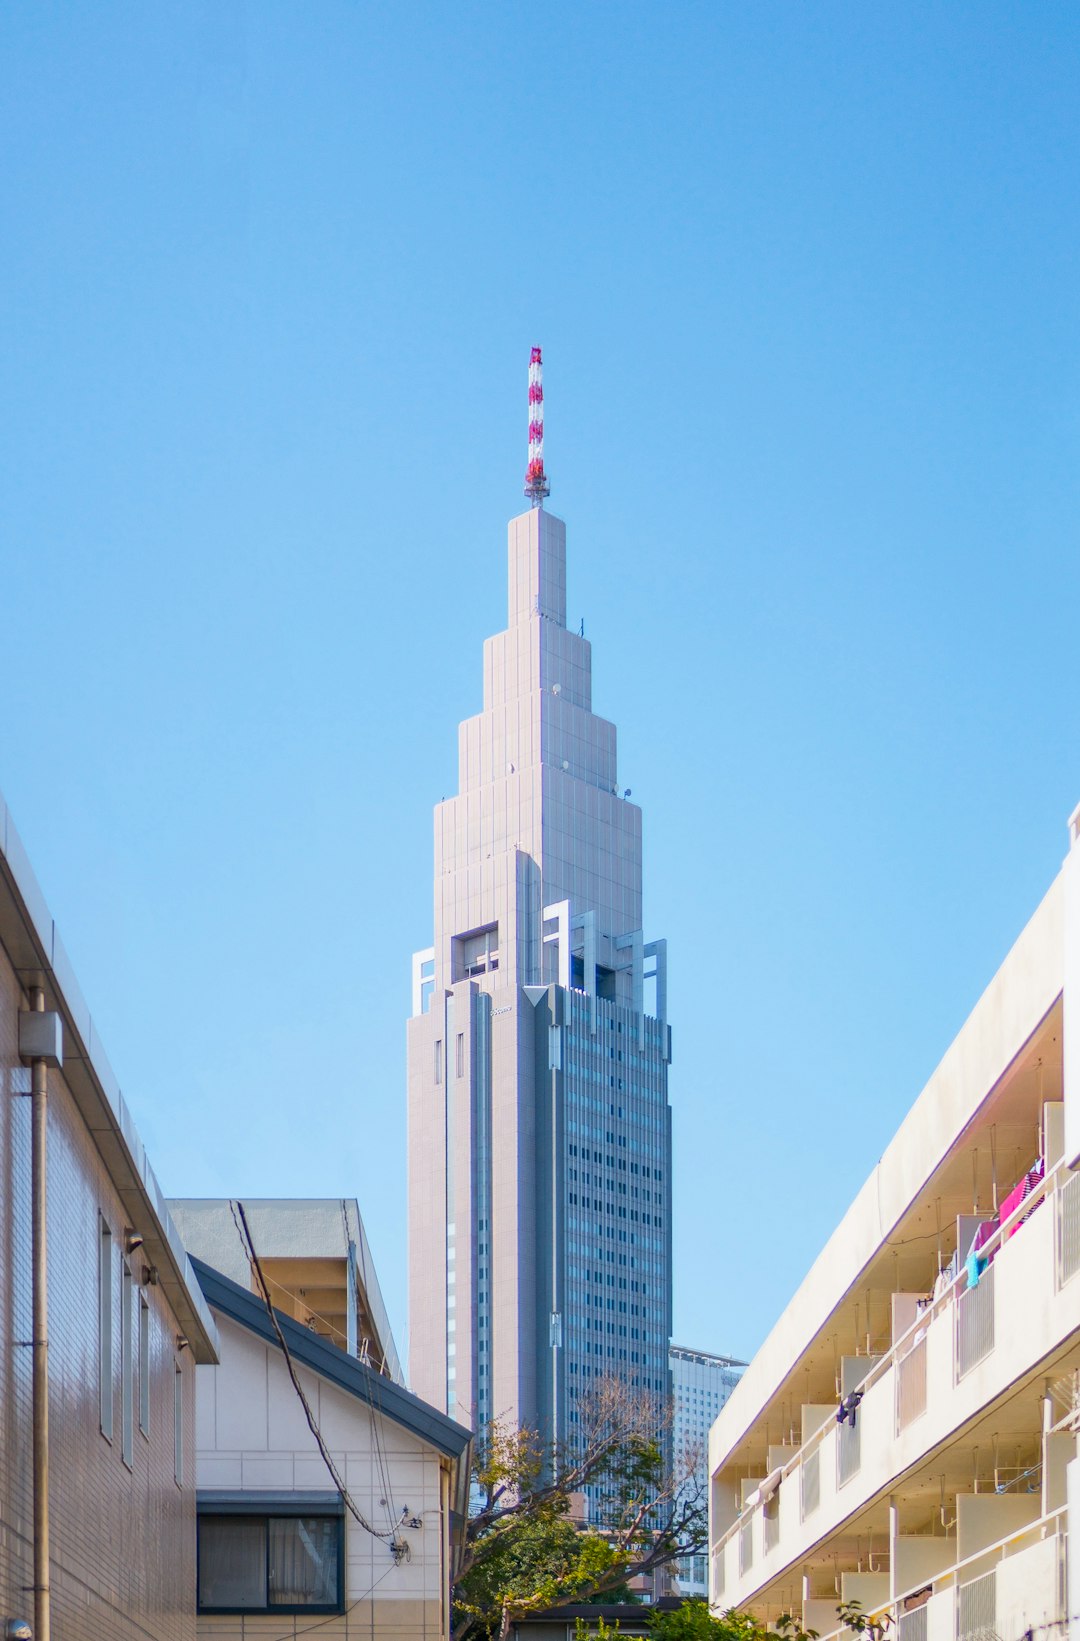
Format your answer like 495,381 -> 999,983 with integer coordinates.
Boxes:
452,1378 -> 706,1641
648,1601 -> 819,1641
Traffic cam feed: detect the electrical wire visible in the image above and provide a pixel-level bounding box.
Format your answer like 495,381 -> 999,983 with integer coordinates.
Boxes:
230,1199 -> 400,1547
343,1197 -> 400,1538
260,1555 -> 402,1641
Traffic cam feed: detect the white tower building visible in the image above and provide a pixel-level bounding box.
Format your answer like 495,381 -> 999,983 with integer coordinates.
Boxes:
407,365 -> 672,1452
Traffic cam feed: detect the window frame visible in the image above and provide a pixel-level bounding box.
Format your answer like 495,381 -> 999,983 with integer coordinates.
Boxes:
196,1493 -> 346,1617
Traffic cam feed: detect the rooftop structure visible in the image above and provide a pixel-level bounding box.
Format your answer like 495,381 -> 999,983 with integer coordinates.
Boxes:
170,1197 -> 402,1383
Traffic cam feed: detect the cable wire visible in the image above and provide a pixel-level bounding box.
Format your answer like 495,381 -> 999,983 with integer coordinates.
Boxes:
230,1199 -> 399,1547
344,1197 -> 399,1536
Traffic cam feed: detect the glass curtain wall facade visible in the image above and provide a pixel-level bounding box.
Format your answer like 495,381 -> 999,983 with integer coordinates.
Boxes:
407,507 -> 673,1468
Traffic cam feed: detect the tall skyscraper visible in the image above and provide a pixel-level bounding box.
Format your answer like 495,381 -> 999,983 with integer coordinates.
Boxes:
407,355 -> 672,1453
669,1345 -> 745,1594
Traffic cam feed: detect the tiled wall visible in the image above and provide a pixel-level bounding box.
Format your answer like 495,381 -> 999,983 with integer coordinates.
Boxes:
0,943 -> 197,1640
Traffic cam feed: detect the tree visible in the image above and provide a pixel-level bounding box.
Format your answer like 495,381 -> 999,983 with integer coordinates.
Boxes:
648,1601 -> 818,1641
453,1377 -> 705,1641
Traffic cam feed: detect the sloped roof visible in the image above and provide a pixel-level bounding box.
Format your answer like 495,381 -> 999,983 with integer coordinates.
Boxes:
192,1257 -> 471,1460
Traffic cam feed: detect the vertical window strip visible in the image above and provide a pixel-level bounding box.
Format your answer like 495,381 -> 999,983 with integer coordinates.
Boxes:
174,1361 -> 184,1486
99,1217 -> 114,1440
138,1293 -> 150,1436
121,1261 -> 133,1466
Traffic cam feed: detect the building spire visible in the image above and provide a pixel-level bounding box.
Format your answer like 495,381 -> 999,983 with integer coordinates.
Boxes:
524,346 -> 550,508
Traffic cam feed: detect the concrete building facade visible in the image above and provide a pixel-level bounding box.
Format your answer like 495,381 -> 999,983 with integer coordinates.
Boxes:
709,805 -> 1080,1641
407,506 -> 673,1455
670,1345 -> 744,1596
0,788 -> 217,1641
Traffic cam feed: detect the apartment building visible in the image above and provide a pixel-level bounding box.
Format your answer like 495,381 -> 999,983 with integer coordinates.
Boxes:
709,805 -> 1080,1641
0,788 -> 218,1641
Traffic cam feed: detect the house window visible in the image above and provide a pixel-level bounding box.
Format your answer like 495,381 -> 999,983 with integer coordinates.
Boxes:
197,1500 -> 345,1614
99,1217 -> 113,1440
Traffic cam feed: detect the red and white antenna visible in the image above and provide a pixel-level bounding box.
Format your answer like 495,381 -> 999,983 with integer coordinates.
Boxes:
524,345 -> 550,507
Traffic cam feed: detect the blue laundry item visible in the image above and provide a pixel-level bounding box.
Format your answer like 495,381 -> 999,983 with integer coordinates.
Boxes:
965,1247 -> 987,1289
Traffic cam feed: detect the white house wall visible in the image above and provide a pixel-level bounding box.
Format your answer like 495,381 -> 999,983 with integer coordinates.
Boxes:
197,1313 -> 448,1639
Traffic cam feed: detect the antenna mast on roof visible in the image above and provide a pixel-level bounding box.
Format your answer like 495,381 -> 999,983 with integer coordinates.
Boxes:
524,346 -> 550,508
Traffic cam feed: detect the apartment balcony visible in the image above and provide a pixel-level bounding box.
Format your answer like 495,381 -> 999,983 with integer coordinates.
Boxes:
803,1510 -> 1067,1641
711,1156 -> 1080,1621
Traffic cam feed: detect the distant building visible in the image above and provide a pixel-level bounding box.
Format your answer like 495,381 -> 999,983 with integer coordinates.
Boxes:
710,804 -> 1080,1638
407,498 -> 673,1463
670,1345 -> 745,1595
0,787 -> 217,1641
169,1196 -> 402,1382
189,1258 -> 470,1640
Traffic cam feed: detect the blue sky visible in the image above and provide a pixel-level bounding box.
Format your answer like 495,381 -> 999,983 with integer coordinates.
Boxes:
2,2 -> 1078,1368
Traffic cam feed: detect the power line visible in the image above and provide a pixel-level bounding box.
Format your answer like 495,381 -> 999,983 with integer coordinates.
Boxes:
230,1199 -> 402,1550
340,1196 -> 399,1537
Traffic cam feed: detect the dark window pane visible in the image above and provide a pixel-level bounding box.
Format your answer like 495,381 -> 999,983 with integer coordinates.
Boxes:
198,1517 -> 266,1609
268,1517 -> 339,1607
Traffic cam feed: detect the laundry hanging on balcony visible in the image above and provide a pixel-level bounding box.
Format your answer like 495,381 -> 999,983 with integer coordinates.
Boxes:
836,1389 -> 863,1427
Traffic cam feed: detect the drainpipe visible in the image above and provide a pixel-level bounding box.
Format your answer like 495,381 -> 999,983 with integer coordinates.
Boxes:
19,990 -> 62,1641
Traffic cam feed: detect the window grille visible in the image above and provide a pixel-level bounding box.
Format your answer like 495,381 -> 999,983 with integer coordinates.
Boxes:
957,1569 -> 995,1641
800,1449 -> 820,1520
738,1517 -> 753,1576
898,1606 -> 928,1641
956,1265 -> 994,1379
1059,1170 -> 1080,1286
896,1335 -> 928,1432
837,1416 -> 860,1486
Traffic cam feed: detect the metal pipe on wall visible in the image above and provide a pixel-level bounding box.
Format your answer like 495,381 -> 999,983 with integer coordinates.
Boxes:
29,983 -> 50,1641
